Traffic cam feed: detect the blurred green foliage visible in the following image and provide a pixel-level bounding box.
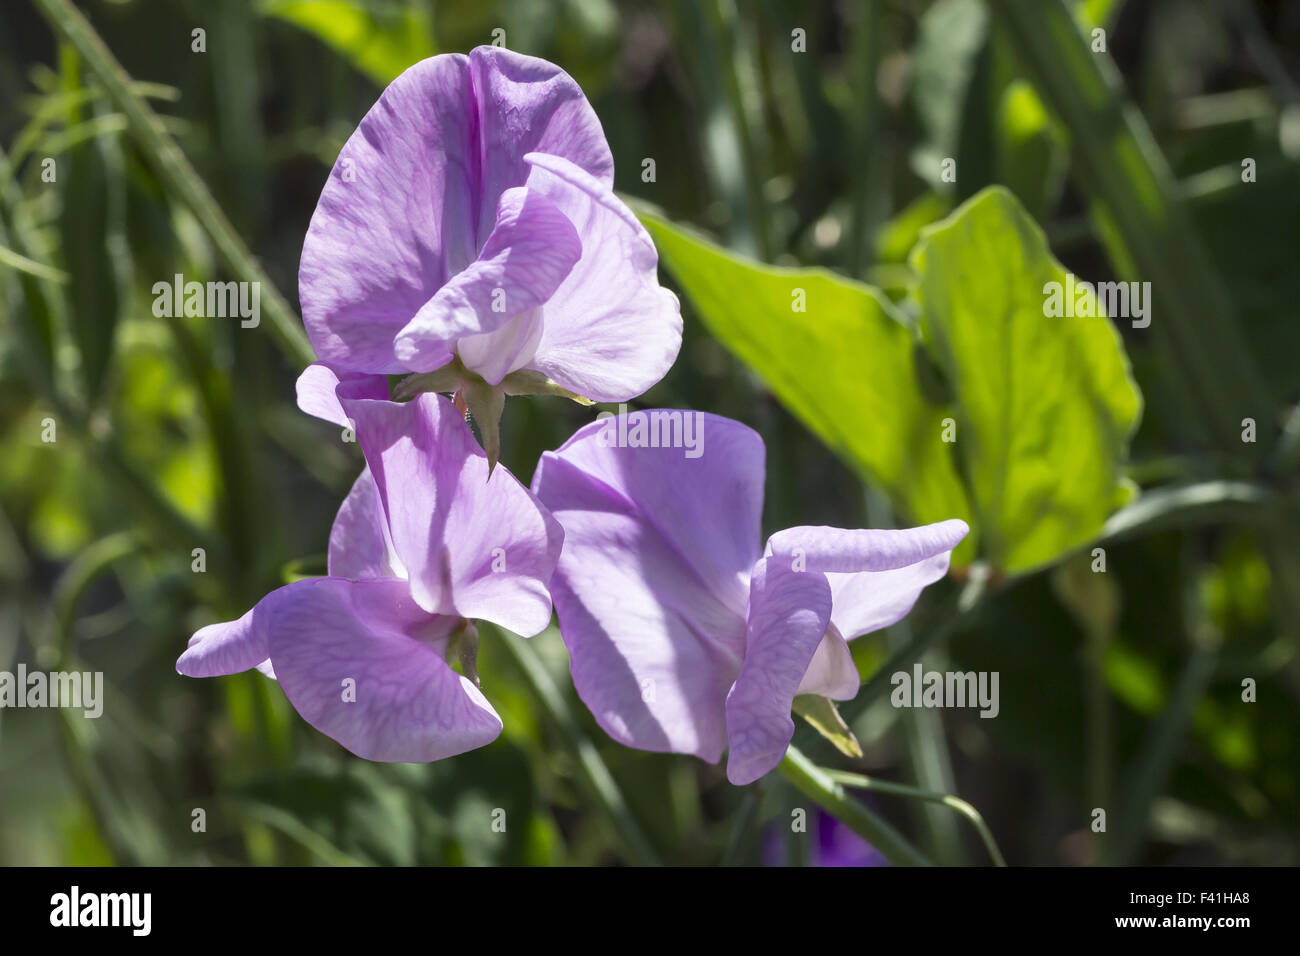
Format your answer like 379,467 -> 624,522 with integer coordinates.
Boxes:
1,0 -> 1298,866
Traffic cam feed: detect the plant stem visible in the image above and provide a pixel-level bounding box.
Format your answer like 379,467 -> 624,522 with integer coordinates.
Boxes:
492,628 -> 662,866
32,0 -> 316,368
823,769 -> 1006,867
777,746 -> 932,866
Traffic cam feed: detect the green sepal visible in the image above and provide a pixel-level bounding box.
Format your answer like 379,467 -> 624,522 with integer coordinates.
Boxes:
793,694 -> 864,759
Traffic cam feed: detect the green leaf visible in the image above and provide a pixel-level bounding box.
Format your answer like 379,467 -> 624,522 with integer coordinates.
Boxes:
260,0 -> 435,87
909,187 -> 1142,574
637,208 -> 976,564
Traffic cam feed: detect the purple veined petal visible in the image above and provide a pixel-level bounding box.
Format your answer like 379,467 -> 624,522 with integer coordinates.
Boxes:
299,55 -> 479,374
823,547 -> 957,641
518,152 -> 682,402
795,624 -> 859,701
295,363 -> 389,427
534,412 -> 763,614
531,453 -> 746,762
468,47 -> 614,242
265,577 -> 503,762
340,390 -> 562,637
394,186 -> 581,375
725,558 -> 833,786
764,519 -> 970,574
329,467 -> 407,580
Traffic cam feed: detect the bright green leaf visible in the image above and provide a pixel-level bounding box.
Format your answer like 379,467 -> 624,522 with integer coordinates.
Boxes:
910,187 -> 1142,574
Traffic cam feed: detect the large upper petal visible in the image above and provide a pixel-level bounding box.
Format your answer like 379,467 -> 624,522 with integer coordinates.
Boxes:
340,388 -> 562,636
519,153 -> 682,401
725,559 -> 832,785
264,577 -> 502,762
299,47 -> 612,376
539,412 -> 763,612
299,55 -> 478,374
530,413 -> 764,761
468,48 -> 613,240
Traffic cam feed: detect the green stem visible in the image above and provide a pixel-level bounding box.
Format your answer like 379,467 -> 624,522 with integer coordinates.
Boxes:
32,0 -> 315,368
824,769 -> 1006,867
867,491 -> 963,863
777,746 -> 931,866
492,628 -> 662,866
1105,641 -> 1218,865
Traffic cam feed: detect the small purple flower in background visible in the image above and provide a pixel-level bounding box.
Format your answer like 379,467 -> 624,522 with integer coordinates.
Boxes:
763,809 -> 888,867
177,369 -> 563,761
531,412 -> 968,785
299,46 -> 682,466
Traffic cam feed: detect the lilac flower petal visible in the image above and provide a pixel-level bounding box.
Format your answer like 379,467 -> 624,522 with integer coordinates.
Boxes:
725,559 -> 832,785
795,627 -> 859,700
534,412 -> 763,612
765,519 -> 970,574
825,551 -> 957,641
394,186 -> 581,374
299,55 -> 478,374
469,48 -> 614,241
519,152 -> 682,401
329,467 -> 406,580
265,577 -> 502,762
177,602 -> 269,678
531,453 -> 745,761
294,363 -> 388,427
340,389 -> 562,636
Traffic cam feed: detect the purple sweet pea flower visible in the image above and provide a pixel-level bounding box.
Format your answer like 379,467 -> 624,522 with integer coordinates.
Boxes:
531,411 -> 969,785
177,371 -> 563,762
298,46 -> 681,461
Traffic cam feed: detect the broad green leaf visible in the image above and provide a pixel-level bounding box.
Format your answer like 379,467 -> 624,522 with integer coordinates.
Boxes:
260,0 -> 435,87
910,187 -> 1141,574
638,209 -> 974,563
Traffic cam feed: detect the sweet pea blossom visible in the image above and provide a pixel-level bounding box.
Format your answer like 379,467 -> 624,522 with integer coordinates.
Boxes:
177,373 -> 562,761
531,412 -> 969,785
299,46 -> 682,463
